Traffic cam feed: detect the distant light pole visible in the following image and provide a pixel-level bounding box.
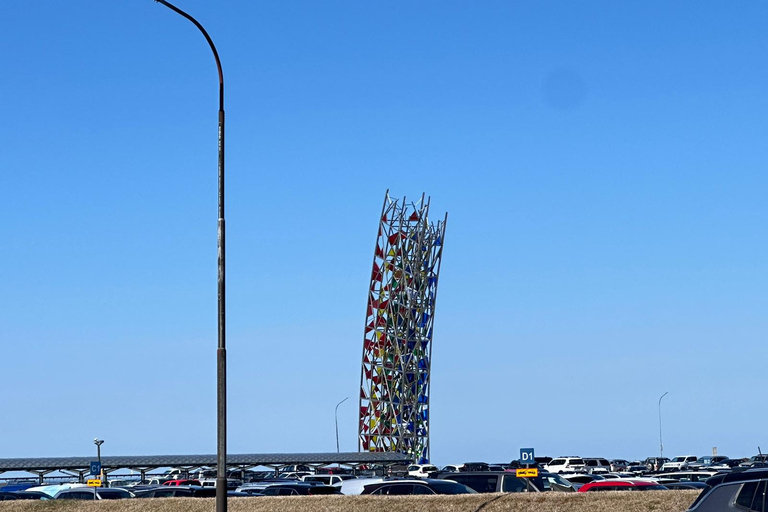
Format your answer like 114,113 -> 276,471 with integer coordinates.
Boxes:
659,392 -> 668,460
93,438 -> 104,487
152,3 -> 227,512
335,397 -> 349,453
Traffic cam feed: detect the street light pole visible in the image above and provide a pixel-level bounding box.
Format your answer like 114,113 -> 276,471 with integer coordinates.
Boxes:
152,3 -> 227,512
659,391 -> 668,460
93,438 -> 104,487
335,397 -> 349,453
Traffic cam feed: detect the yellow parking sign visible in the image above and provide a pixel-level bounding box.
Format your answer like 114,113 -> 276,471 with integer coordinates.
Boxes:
87,479 -> 101,487
516,468 -> 538,478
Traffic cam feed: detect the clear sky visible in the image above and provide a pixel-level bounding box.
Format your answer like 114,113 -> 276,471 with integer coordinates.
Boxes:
2,0 -> 768,468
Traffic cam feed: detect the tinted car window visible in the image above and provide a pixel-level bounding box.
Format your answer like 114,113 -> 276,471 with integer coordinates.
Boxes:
384,484 -> 413,495
571,459 -> 585,465
549,459 -> 565,466
501,475 -> 527,493
413,485 -> 434,495
448,475 -> 498,493
98,491 -> 129,500
429,481 -> 477,494
67,492 -> 96,500
736,480 -> 766,512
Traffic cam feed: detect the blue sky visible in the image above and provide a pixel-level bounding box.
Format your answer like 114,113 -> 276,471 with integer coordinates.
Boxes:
2,0 -> 768,467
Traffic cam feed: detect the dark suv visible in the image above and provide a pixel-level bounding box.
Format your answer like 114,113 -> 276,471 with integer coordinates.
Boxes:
687,468 -> 768,511
439,471 -> 543,493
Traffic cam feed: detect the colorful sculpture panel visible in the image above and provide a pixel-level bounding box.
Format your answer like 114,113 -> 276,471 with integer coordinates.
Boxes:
358,192 -> 447,464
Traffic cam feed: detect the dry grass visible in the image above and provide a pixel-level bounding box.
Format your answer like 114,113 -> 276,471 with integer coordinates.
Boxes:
0,491 -> 699,512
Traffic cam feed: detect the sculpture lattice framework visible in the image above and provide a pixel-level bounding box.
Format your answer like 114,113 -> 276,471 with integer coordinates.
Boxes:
358,191 -> 447,464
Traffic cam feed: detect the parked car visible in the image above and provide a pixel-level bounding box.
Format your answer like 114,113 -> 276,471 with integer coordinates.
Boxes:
133,487 -> 232,498
661,455 -> 698,472
441,464 -> 464,473
740,455 -> 768,468
657,471 -> 717,483
279,465 -> 314,474
538,472 -> 578,492
689,456 -> 730,470
0,491 -> 49,501
561,474 -> 606,486
627,463 -> 650,475
259,483 -> 340,496
25,484 -> 89,498
235,479 -> 300,492
407,464 -> 439,478
440,471 -> 543,493
578,479 -> 668,492
301,474 -> 356,486
461,462 -> 491,472
544,457 -> 586,474
54,488 -> 132,500
583,458 -> 611,474
686,468 -> 768,511
709,459 -> 745,471
644,457 -> 670,472
162,479 -> 201,487
610,459 -> 630,472
339,477 -> 391,495
665,481 -> 708,490
361,479 -> 476,495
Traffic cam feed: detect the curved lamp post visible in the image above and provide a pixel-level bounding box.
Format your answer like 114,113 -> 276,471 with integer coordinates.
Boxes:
152,3 -> 227,512
335,397 -> 349,453
659,391 -> 668,460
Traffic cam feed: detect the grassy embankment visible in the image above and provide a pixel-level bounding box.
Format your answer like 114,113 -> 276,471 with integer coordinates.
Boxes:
0,490 -> 699,512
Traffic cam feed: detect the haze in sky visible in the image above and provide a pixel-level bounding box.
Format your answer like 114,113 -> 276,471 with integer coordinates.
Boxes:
2,1 -> 768,466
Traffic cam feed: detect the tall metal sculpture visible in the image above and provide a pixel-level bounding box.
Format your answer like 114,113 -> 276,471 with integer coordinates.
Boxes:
358,191 -> 447,463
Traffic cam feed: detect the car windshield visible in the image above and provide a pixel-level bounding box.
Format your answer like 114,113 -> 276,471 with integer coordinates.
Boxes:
672,457 -> 686,462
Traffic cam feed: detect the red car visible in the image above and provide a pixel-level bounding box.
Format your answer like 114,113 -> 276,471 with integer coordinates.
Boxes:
162,479 -> 201,487
578,479 -> 668,492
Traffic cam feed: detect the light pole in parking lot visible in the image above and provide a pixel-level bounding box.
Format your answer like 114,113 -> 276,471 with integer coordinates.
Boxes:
94,438 -> 104,486
335,397 -> 349,453
152,3 -> 227,512
658,391 -> 668,460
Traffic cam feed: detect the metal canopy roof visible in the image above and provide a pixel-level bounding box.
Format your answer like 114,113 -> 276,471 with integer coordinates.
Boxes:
0,451 -> 410,473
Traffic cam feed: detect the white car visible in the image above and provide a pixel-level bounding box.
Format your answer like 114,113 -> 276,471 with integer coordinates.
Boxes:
544,457 -> 586,474
657,470 -> 717,483
661,455 -> 698,472
339,477 -> 386,495
301,474 -> 357,486
583,458 -> 612,474
407,464 -> 439,478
